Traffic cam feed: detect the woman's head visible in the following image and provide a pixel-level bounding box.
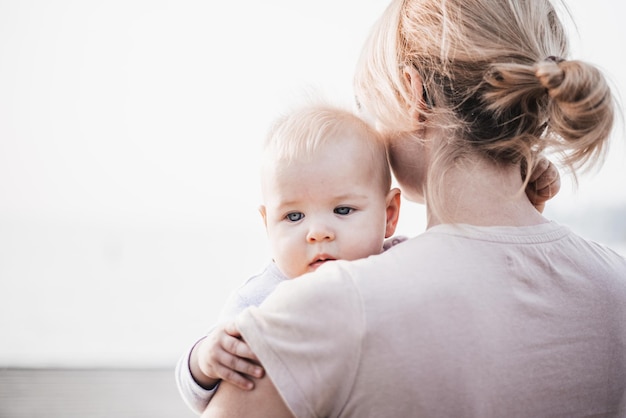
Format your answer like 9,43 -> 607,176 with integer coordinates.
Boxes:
354,0 -> 615,212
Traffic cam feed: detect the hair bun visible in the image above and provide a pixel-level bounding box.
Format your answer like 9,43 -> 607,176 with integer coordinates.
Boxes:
535,58 -> 565,94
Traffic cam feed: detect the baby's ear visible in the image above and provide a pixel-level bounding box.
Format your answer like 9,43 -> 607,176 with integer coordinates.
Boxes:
258,205 -> 268,228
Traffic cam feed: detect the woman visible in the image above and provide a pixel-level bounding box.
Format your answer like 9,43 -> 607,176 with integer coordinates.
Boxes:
202,0 -> 626,416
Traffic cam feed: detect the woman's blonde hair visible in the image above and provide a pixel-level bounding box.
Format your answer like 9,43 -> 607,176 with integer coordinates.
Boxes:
354,0 -> 615,215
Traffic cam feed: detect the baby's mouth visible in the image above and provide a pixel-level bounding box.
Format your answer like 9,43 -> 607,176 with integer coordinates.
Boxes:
309,256 -> 336,270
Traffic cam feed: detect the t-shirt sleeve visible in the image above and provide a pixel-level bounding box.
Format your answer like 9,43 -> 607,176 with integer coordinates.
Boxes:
236,262 -> 364,418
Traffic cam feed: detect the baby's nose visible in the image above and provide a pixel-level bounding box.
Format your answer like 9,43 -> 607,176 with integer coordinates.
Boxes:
306,224 -> 335,242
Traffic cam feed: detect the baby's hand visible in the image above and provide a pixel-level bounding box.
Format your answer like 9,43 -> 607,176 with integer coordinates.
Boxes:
196,322 -> 264,390
525,157 -> 561,213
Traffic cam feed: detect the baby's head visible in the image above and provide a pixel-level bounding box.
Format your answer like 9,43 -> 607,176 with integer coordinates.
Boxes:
259,103 -> 401,279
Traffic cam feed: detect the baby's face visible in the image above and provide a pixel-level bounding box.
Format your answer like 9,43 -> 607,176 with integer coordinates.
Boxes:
260,133 -> 392,279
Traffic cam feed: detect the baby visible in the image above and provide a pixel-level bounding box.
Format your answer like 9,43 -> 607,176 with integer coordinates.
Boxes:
176,102 -> 402,413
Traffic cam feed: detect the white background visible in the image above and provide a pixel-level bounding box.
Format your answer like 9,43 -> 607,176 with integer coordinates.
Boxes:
1,0 -> 624,367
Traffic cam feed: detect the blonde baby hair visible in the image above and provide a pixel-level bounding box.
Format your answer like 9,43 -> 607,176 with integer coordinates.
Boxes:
261,101 -> 392,193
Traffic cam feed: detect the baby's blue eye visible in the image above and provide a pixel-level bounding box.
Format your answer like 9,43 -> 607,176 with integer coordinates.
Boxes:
334,207 -> 354,215
286,212 -> 304,222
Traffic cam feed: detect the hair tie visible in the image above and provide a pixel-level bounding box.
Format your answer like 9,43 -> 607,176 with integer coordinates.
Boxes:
545,55 -> 565,64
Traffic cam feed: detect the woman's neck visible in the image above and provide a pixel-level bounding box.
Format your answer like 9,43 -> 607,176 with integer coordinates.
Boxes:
426,157 -> 547,229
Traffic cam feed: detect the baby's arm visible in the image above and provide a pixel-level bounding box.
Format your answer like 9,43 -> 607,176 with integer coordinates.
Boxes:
177,264 -> 282,414
176,293 -> 263,414
175,340 -> 220,414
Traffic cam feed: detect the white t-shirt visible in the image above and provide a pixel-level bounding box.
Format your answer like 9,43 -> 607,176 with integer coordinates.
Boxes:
237,222 -> 626,418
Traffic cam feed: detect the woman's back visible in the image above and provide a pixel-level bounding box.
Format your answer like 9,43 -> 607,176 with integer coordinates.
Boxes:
341,223 -> 626,416
245,222 -> 626,417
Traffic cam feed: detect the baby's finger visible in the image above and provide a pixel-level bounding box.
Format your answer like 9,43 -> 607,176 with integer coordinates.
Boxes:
224,351 -> 264,379
223,321 -> 242,339
214,363 -> 256,391
214,352 -> 264,389
222,326 -> 260,363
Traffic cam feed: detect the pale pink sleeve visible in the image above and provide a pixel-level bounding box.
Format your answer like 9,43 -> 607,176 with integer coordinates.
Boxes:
174,339 -> 218,415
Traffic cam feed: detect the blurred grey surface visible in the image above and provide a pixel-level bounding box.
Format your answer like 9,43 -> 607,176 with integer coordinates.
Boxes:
0,368 -> 196,418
